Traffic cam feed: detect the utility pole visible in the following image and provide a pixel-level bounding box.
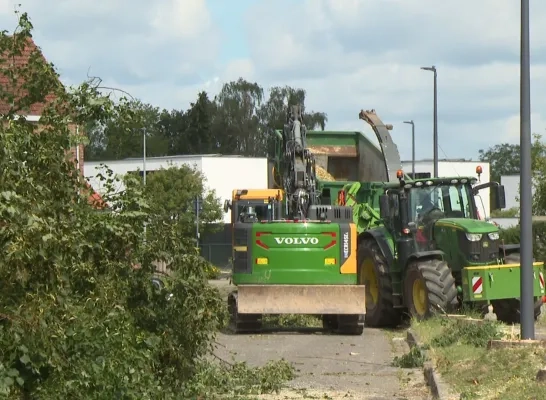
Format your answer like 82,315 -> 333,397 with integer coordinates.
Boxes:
143,128 -> 147,242
143,128 -> 147,186
519,0 -> 534,340
421,66 -> 438,178
403,120 -> 416,178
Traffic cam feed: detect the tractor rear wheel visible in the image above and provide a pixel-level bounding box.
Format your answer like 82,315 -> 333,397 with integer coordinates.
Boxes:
490,252 -> 543,324
358,239 -> 402,328
404,259 -> 458,320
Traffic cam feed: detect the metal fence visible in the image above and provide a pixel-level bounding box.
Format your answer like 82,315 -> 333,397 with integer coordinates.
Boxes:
200,243 -> 232,269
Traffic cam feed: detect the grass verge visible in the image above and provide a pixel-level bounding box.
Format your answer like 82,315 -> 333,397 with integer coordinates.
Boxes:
410,317 -> 546,400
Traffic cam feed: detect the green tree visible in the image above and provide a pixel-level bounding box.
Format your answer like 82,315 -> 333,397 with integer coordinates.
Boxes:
478,143 -> 520,183
258,85 -> 328,157
86,99 -> 168,161
185,91 -> 218,154
127,164 -> 223,240
213,78 -> 265,156
158,108 -> 189,155
0,10 -> 293,398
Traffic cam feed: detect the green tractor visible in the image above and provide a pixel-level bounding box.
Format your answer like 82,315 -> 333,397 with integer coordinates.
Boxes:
341,170 -> 546,327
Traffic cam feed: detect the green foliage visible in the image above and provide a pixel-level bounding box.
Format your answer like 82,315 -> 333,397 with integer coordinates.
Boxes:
479,134 -> 546,214
182,359 -> 295,398
86,78 -> 329,160
262,314 -> 322,328
430,319 -> 503,348
499,221 -> 546,262
392,345 -> 426,368
0,11 -> 293,399
490,207 -> 518,218
124,164 -> 223,240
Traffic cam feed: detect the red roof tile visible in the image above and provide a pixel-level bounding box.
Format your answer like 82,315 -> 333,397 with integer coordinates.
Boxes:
0,35 -> 60,115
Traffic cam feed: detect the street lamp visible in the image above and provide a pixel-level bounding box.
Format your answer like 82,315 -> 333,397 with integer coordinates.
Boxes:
421,65 -> 438,178
143,128 -> 147,186
143,127 -> 147,241
519,0 -> 534,340
403,120 -> 415,178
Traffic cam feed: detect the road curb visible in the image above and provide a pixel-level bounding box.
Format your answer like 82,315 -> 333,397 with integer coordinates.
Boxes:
406,329 -> 455,400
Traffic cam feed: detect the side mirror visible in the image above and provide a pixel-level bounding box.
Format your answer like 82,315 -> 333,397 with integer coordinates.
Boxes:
493,185 -> 506,210
223,199 -> 231,213
379,194 -> 390,219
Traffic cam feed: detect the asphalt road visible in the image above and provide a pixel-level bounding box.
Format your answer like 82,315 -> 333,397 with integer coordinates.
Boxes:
211,279 -> 431,399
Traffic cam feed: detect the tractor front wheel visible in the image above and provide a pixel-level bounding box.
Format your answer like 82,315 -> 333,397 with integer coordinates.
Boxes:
404,259 -> 458,320
357,239 -> 402,328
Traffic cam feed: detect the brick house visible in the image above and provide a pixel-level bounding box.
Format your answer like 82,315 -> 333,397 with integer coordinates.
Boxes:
0,35 -> 85,174
0,36 -> 106,208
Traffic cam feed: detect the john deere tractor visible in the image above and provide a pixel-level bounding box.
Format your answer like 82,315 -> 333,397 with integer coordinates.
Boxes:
341,170 -> 546,326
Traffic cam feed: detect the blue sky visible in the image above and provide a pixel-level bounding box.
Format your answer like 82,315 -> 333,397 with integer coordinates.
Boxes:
1,0 -> 546,163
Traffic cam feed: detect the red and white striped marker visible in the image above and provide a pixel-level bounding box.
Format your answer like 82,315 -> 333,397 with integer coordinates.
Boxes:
472,276 -> 483,294
539,272 -> 545,291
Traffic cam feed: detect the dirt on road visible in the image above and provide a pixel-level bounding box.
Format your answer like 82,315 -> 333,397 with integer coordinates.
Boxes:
211,279 -> 431,399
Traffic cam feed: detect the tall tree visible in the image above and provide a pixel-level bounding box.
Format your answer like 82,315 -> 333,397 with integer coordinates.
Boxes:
479,137 -> 546,183
213,78 -> 264,156
86,100 -> 167,161
478,143 -> 521,183
184,91 -> 217,154
258,86 -> 328,158
157,108 -> 188,156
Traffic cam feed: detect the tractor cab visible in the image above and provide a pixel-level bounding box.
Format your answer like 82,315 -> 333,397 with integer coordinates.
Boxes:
379,168 -> 507,267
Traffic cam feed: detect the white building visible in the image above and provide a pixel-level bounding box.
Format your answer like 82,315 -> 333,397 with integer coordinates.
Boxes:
85,154 -> 268,224
401,159 -> 492,218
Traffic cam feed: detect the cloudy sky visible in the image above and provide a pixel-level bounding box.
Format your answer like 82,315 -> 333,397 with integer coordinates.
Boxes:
0,0 -> 544,162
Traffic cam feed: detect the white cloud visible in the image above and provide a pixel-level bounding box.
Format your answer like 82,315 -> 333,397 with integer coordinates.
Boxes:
150,0 -> 212,39
240,0 -> 546,161
3,0 -> 546,163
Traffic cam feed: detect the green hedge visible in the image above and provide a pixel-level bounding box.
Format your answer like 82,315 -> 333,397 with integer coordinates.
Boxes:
499,221 -> 546,262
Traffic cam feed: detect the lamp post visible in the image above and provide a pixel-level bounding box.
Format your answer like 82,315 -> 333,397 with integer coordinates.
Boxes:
143,128 -> 147,186
403,120 -> 415,178
143,127 -> 147,241
421,65 -> 438,178
519,0 -> 534,340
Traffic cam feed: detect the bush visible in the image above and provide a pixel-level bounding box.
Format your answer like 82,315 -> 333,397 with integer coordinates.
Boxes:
499,221 -> 546,262
0,12 -> 292,399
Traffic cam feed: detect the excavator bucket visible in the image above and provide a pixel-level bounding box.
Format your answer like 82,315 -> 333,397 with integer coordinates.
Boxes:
236,284 -> 366,315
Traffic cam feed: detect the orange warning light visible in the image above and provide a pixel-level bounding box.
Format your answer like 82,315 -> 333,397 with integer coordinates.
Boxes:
396,170 -> 404,179
476,165 -> 483,175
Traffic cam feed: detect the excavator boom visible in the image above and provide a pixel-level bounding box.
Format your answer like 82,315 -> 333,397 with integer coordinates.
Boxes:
280,104 -> 318,219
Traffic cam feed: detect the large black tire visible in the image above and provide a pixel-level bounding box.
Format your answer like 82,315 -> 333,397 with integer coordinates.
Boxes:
227,291 -> 262,333
491,298 -> 543,324
322,315 -> 338,331
358,239 -> 402,328
336,314 -> 364,335
491,252 -> 543,324
404,259 -> 458,320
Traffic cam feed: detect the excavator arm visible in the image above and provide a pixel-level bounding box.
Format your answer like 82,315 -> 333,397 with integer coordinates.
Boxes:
280,105 -> 318,219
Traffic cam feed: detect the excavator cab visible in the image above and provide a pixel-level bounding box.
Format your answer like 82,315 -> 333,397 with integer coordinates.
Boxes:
224,189 -> 285,224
